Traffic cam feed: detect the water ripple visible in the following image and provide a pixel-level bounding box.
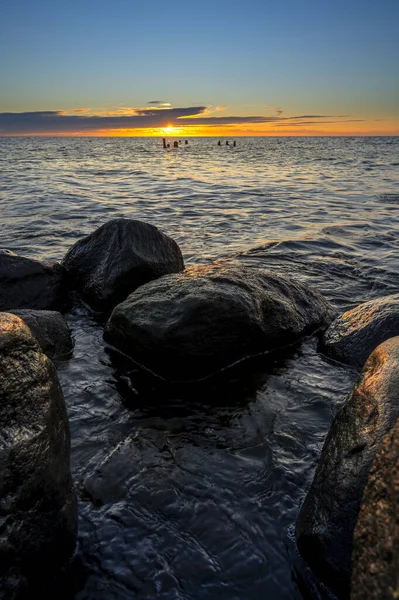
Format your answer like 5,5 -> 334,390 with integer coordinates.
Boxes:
1,136 -> 398,600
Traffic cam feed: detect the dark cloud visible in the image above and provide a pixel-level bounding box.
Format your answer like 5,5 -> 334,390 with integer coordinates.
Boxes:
0,107 -> 358,135
178,116 -> 277,125
288,115 -> 348,119
0,107 -> 206,134
147,100 -> 171,106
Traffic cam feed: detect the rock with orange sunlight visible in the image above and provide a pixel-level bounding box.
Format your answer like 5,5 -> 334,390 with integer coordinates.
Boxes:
296,336 -> 399,599
62,219 -> 184,313
321,294 -> 399,369
351,418 -> 399,600
104,264 -> 334,381
0,312 -> 77,599
0,249 -> 67,312
6,309 -> 73,361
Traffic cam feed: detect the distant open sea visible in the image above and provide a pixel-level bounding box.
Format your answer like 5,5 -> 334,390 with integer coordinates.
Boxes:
1,136 -> 399,599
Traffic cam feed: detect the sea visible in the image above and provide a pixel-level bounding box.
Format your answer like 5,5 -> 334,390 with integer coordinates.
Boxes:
1,136 -> 399,599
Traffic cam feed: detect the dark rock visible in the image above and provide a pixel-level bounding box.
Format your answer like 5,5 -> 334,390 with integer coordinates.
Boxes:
104,264 -> 334,381
0,313 -> 77,598
321,293 -> 399,369
0,251 -> 66,312
351,419 -> 399,600
7,309 -> 73,360
296,336 -> 399,599
62,219 -> 184,312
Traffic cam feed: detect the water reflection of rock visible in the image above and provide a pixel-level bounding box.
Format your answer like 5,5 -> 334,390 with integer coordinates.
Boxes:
61,327 -> 354,599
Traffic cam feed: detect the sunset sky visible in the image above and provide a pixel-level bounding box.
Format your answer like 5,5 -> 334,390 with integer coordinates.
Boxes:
1,0 -> 398,136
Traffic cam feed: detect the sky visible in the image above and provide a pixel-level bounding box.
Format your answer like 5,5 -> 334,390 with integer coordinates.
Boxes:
1,0 -> 398,136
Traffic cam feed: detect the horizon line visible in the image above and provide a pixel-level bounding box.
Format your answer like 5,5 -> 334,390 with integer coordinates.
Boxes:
1,133 -> 398,138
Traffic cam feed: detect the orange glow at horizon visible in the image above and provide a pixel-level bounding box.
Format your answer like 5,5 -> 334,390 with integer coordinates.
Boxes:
161,125 -> 184,136
3,120 -> 398,138
81,119 -> 399,137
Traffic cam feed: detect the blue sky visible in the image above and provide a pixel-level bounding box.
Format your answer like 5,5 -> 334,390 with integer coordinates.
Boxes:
1,0 -> 398,134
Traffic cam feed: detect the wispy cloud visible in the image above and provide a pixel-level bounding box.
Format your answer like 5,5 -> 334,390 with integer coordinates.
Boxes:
0,106 -> 364,135
147,100 -> 171,106
273,119 -> 366,127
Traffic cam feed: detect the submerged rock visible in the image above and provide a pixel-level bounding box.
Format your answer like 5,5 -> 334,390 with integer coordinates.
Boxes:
321,293 -> 399,368
296,336 -> 399,598
351,419 -> 399,600
7,309 -> 73,360
105,264 -> 334,381
0,251 -> 66,312
62,219 -> 184,312
0,313 -> 77,598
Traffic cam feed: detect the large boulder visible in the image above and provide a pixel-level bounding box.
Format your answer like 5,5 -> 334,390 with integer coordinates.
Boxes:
322,294 -> 399,369
0,313 -> 77,598
296,336 -> 399,599
0,251 -> 66,312
104,264 -> 334,381
7,309 -> 73,360
62,219 -> 184,312
351,419 -> 399,600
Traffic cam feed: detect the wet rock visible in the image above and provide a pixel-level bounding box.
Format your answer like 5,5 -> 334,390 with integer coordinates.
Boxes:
351,419 -> 399,600
0,313 -> 77,598
7,309 -> 73,360
296,336 -> 399,598
321,293 -> 399,368
105,264 -> 334,381
62,219 -> 184,312
0,251 -> 66,312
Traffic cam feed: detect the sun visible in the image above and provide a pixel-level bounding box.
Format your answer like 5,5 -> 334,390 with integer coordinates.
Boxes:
161,125 -> 179,135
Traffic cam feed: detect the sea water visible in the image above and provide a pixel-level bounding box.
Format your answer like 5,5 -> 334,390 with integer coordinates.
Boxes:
1,136 -> 398,599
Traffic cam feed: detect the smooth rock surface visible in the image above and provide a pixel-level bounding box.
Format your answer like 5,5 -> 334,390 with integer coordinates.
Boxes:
0,251 -> 66,312
351,419 -> 399,600
105,264 -> 334,381
0,313 -> 77,598
62,219 -> 184,312
296,336 -> 399,598
322,293 -> 399,368
7,309 -> 73,360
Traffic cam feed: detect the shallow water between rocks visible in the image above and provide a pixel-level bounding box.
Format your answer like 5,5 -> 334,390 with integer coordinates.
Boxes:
1,136 -> 399,599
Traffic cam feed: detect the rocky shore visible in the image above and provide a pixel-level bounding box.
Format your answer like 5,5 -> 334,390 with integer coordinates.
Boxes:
0,218 -> 397,599
0,313 -> 77,598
